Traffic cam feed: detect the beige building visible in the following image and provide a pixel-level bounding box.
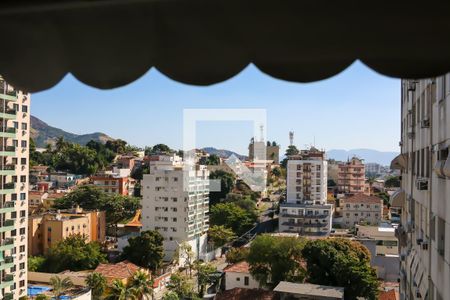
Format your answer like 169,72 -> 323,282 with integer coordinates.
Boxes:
28,207 -> 106,256
141,155 -> 209,261
340,194 -> 383,228
337,157 -> 366,195
0,77 -> 30,299
390,76 -> 450,300
223,261 -> 260,291
279,147 -> 333,236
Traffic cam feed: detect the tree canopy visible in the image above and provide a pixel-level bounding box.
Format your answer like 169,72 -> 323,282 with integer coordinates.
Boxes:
209,170 -> 235,205
385,175 -> 400,188
302,239 -> 379,300
121,230 -> 164,271
42,235 -> 107,273
247,235 -> 306,288
208,225 -> 236,247
210,202 -> 257,236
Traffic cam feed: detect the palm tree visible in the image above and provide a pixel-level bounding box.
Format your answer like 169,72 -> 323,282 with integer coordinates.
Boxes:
367,176 -> 376,196
105,280 -> 136,300
129,270 -> 153,300
86,272 -> 107,300
50,276 -> 74,300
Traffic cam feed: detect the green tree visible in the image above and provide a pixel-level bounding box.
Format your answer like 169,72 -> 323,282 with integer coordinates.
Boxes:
43,235 -> 107,273
281,145 -> 299,168
35,295 -> 50,300
271,167 -> 281,177
385,175 -> 400,188
327,179 -> 337,187
105,280 -> 136,300
28,256 -> 46,271
209,170 -> 235,205
162,292 -> 179,300
200,154 -> 220,165
225,247 -> 250,264
247,235 -> 306,287
54,185 -> 108,210
50,276 -> 74,300
122,230 -> 164,271
208,225 -> 236,247
210,202 -> 256,236
151,144 -> 172,154
166,273 -> 195,299
105,139 -> 128,154
301,239 -> 379,300
129,270 -> 153,300
194,262 -> 218,297
178,242 -> 195,277
86,272 -> 107,300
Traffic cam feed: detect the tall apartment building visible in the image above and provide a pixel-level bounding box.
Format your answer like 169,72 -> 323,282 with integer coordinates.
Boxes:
391,76 -> 450,300
279,147 -> 333,236
340,194 -> 383,228
141,155 -> 209,261
0,77 -> 30,299
338,157 -> 366,195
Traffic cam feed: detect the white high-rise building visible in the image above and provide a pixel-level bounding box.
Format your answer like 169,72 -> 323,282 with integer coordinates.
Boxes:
0,77 -> 29,299
391,75 -> 450,300
141,155 -> 209,261
279,147 -> 333,236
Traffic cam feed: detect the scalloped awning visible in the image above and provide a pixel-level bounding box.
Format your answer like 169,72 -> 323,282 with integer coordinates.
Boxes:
1,0 -> 450,92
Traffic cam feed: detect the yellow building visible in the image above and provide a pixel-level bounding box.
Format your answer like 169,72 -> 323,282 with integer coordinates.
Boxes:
28,207 -> 106,256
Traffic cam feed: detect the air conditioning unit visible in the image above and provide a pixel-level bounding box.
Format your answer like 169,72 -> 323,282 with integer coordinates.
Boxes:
416,178 -> 429,190
421,118 -> 430,128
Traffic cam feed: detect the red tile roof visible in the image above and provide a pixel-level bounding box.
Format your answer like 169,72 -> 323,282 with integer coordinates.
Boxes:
379,289 -> 399,300
223,261 -> 250,273
215,288 -> 278,300
342,194 -> 383,204
94,261 -> 141,280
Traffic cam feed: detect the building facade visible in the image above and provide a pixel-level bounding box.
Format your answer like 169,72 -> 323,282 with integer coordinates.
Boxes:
0,77 -> 29,299
28,208 -> 106,256
141,155 -> 209,261
223,261 -> 260,291
391,76 -> 450,300
248,140 -> 280,164
340,194 -> 383,228
91,172 -> 135,196
279,147 -> 333,236
338,157 -> 366,195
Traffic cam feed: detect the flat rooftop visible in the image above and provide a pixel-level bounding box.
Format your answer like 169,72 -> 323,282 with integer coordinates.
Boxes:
274,281 -> 344,299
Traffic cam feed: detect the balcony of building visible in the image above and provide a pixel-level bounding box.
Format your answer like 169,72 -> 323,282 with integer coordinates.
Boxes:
0,183 -> 15,194
0,274 -> 14,289
0,219 -> 15,233
0,127 -> 17,139
304,214 -> 329,219
0,146 -> 16,156
0,107 -> 16,120
0,238 -> 14,251
3,293 -> 13,300
0,164 -> 16,176
282,221 -> 303,227
0,201 -> 14,214
303,222 -> 328,228
0,89 -> 17,102
0,255 -> 15,271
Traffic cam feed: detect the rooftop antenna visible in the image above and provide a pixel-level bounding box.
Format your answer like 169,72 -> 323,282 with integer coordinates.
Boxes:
289,131 -> 294,146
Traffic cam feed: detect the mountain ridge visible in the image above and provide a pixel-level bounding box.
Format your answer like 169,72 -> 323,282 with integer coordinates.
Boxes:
31,115 -> 114,148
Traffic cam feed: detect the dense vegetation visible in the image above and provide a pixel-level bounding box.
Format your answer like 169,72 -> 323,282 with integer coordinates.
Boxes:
121,230 -> 165,271
246,235 -> 380,300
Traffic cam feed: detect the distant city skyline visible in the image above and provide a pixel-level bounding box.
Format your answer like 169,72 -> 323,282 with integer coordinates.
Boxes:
32,61 -> 400,155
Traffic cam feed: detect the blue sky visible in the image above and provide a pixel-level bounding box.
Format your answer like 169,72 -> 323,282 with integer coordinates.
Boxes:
32,61 -> 400,155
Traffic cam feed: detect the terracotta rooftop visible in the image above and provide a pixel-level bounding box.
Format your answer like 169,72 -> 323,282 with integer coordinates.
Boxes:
94,261 -> 141,280
342,194 -> 383,204
215,288 -> 278,300
379,289 -> 399,300
223,261 -> 250,273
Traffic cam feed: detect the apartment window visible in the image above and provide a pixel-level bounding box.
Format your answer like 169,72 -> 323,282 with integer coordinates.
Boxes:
104,181 -> 109,185
244,276 -> 249,286
111,188 -> 116,193
13,139 -> 18,147
11,211 -> 17,219
13,121 -> 18,129
21,158 -> 26,165
20,193 -> 26,200
11,193 -> 17,201
173,177 -> 178,182
172,197 -> 178,202
438,217 -> 446,257
20,210 -> 25,217
20,280 -> 25,288
236,277 -> 240,281
20,175 -> 26,182
20,228 -> 25,235
19,262 -> 25,270
21,122 -> 27,130
173,217 -> 177,222
22,105 -> 28,113
346,204 -> 350,208
48,227 -> 52,232
13,104 -> 19,111
172,207 -> 177,212
20,245 -> 25,252
11,229 -> 17,236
